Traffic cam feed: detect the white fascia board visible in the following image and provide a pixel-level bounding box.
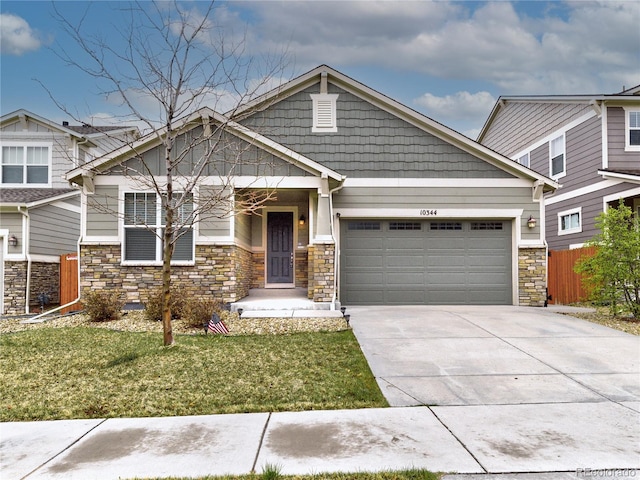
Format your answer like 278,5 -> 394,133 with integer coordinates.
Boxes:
225,121 -> 343,181
81,237 -> 120,244
93,175 -> 326,190
232,176 -> 324,189
334,208 -> 524,219
23,190 -> 81,208
510,111 -> 598,161
602,186 -> 640,204
343,178 -> 533,188
28,254 -> 61,263
545,179 -> 623,205
598,170 -> 640,184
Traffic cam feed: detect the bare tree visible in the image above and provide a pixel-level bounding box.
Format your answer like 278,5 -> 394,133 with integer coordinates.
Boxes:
49,1 -> 288,345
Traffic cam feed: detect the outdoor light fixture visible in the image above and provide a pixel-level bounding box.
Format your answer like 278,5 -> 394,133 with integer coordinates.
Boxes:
344,314 -> 350,326
8,234 -> 17,247
237,308 -> 243,317
527,216 -> 537,229
340,307 -> 346,316
299,214 -> 306,226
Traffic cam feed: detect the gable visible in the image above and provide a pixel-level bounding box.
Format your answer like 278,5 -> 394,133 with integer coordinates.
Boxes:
481,101 -> 593,157
1,116 -> 60,135
241,83 -> 514,179
109,125 -> 313,178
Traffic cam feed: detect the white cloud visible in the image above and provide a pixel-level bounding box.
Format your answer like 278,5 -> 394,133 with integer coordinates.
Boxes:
415,91 -> 496,121
0,13 -> 42,55
243,1 -> 639,95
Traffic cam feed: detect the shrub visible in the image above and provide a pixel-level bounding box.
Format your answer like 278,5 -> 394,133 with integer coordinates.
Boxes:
144,287 -> 186,322
181,297 -> 225,328
83,290 -> 125,322
576,201 -> 640,318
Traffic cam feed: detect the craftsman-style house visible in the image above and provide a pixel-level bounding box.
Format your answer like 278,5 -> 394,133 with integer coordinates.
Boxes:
65,65 -> 558,309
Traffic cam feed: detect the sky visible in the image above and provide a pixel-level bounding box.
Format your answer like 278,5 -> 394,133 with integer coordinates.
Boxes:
1,0 -> 639,139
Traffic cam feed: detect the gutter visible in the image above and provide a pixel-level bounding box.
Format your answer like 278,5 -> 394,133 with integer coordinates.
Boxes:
328,177 -> 347,309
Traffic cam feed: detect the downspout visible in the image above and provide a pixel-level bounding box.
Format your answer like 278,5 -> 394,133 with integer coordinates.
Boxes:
26,191 -> 84,323
17,206 -> 31,314
26,237 -> 83,322
328,177 -> 346,309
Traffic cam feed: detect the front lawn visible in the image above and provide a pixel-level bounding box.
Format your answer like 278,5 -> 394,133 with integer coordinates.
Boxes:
0,327 -> 387,421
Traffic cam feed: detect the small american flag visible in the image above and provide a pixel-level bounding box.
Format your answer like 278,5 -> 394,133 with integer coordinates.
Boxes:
207,313 -> 229,335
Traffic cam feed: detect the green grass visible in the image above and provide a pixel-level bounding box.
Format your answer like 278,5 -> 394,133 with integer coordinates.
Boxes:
136,468 -> 442,480
0,328 -> 388,421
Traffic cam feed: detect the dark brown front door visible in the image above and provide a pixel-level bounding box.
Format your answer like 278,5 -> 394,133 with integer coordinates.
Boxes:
267,212 -> 294,284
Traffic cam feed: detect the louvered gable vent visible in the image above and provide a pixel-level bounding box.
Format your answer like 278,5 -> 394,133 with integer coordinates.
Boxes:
311,93 -> 338,133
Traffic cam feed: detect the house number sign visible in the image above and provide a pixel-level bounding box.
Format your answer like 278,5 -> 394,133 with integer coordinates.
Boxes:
419,209 -> 438,216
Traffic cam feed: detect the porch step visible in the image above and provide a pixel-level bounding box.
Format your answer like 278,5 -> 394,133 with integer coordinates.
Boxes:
237,310 -> 344,318
230,288 -> 341,314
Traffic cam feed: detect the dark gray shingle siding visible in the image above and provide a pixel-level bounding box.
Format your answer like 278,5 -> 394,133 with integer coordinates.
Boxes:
242,84 -> 512,179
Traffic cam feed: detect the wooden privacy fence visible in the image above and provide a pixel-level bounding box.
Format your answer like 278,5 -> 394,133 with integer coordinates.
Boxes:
60,253 -> 81,314
547,246 -> 596,305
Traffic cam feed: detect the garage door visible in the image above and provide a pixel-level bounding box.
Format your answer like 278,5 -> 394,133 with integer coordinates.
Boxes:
340,219 -> 512,305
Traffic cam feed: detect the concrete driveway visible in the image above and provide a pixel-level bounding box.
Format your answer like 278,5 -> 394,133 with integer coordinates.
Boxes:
349,305 -> 640,475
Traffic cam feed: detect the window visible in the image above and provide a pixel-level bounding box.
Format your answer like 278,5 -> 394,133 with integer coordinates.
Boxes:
550,135 -> 565,178
123,192 -> 194,263
471,222 -> 503,230
625,109 -> 640,151
389,222 -> 422,230
348,221 -> 380,231
1,144 -> 50,185
430,222 -> 462,231
310,94 -> 338,133
517,153 -> 530,168
558,207 -> 582,235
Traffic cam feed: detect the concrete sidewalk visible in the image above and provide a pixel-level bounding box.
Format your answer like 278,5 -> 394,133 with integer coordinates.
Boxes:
2,306 -> 639,479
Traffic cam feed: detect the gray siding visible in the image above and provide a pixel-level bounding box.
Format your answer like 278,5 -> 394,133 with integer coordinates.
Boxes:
607,107 -> 640,169
0,212 -> 23,254
234,211 -> 251,246
563,115 -> 602,192
530,143 -> 548,174
334,186 -> 539,241
242,84 -> 513,179
482,102 -> 592,157
546,183 -> 635,250
198,186 -> 231,237
86,186 -> 119,237
29,204 -> 80,255
116,126 -> 310,178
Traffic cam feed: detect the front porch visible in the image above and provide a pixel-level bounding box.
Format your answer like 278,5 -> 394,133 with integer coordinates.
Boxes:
231,288 -> 342,317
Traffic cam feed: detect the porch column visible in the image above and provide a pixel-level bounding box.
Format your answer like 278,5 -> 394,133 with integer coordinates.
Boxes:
315,174 -> 333,242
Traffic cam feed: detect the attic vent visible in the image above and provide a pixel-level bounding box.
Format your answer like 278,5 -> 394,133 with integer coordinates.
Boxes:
310,93 -> 338,133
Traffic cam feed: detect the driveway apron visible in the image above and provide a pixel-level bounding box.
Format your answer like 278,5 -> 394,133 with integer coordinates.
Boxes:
349,305 -> 640,474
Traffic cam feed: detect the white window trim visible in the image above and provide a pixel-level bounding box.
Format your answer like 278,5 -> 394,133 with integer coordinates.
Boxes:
121,191 -> 195,266
623,107 -> 640,152
515,152 -> 530,168
310,94 -> 338,133
558,207 -> 582,236
0,141 -> 52,187
549,134 -> 566,180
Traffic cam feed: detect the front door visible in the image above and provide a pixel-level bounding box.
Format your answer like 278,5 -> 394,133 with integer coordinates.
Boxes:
267,211 -> 294,285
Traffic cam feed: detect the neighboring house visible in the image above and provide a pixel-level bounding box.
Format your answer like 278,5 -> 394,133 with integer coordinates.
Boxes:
0,109 -> 138,315
65,65 -> 558,309
478,86 -> 640,251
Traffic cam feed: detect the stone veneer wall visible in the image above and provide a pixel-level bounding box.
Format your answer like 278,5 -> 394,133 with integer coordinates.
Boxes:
308,243 -> 335,303
2,261 -> 60,314
518,247 -> 547,307
81,244 -> 252,304
3,261 -> 27,315
251,251 -> 265,288
251,250 -> 308,289
30,262 -> 60,309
